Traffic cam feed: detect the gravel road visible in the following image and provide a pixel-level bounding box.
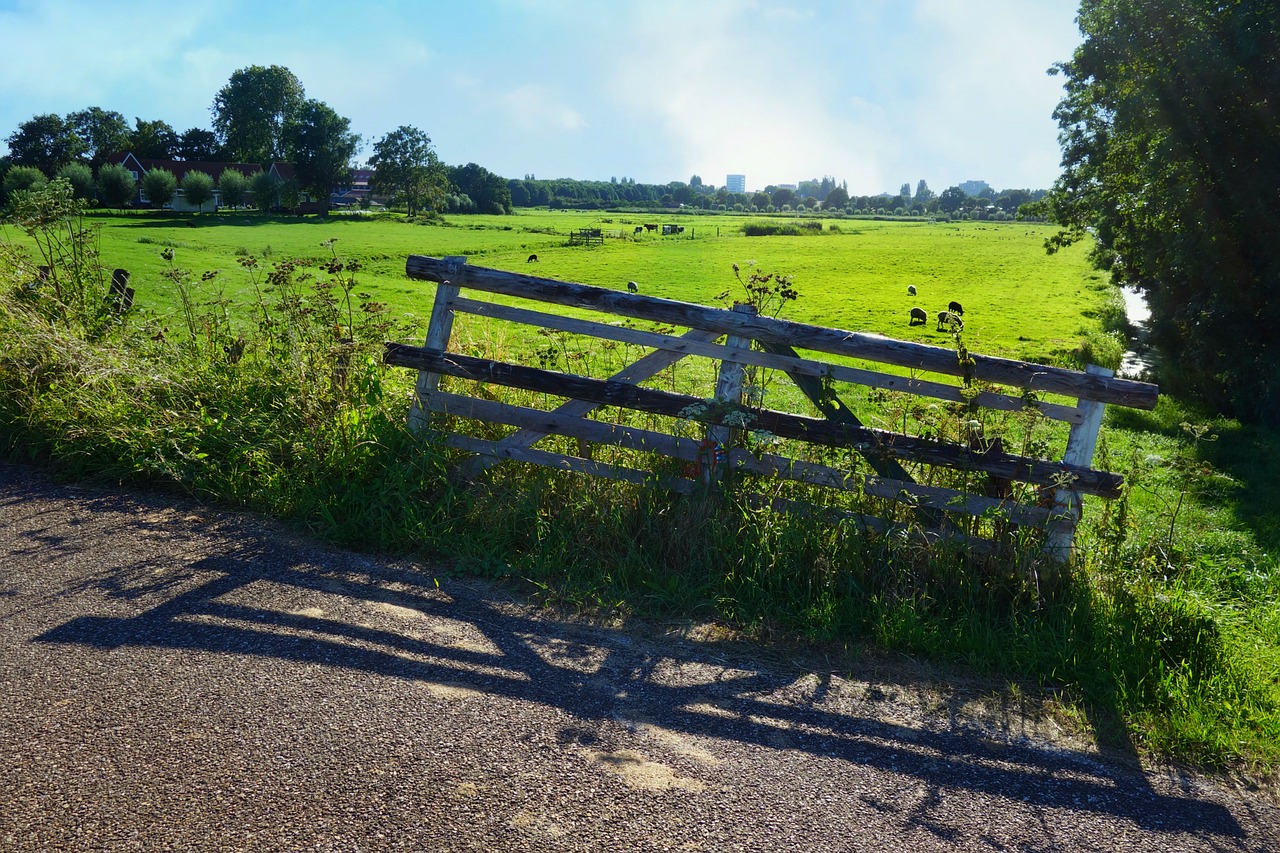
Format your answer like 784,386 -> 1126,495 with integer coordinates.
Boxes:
2,460 -> 1276,851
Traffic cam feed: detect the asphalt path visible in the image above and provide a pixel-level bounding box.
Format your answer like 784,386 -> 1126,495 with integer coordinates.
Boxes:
1,461 -> 1276,851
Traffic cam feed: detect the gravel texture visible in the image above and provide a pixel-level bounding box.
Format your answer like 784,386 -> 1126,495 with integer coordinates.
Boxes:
1,460 -> 1277,851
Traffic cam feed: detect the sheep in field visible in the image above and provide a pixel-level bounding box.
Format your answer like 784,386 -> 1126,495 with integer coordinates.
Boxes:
907,284 -> 917,296
948,300 -> 964,315
527,254 -> 539,263
909,307 -> 928,325
627,281 -> 639,293
937,310 -> 964,332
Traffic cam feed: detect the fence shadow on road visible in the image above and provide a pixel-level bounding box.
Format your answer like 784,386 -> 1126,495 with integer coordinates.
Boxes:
14,485 -> 1245,841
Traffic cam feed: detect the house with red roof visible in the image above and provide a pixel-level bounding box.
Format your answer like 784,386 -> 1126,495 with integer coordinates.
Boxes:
104,152 -> 263,211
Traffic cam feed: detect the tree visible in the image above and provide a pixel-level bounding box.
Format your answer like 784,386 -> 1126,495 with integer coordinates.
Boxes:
96,163 -> 136,208
368,125 -> 448,215
176,128 -> 222,161
212,65 -> 306,165
995,188 -> 1031,214
251,171 -> 281,212
181,170 -> 215,211
938,186 -> 968,213
283,99 -> 360,215
900,182 -> 912,200
217,168 -> 249,208
129,118 -> 177,159
771,187 -> 797,209
141,168 -> 177,209
824,185 -> 849,209
5,114 -> 84,175
915,179 -> 934,203
56,163 -> 94,201
67,107 -> 130,170
449,162 -> 512,215
2,165 -> 47,205
1045,0 -> 1280,423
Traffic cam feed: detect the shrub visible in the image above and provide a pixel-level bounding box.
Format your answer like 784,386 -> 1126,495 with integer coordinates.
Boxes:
55,163 -> 94,201
2,165 -> 47,206
251,171 -> 281,211
96,163 -> 136,208
218,169 -> 249,208
141,168 -> 177,209
181,170 -> 215,211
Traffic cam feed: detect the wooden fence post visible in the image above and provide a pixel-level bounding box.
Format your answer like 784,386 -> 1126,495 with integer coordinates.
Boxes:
1045,363 -> 1113,562
705,302 -> 758,484
408,255 -> 465,435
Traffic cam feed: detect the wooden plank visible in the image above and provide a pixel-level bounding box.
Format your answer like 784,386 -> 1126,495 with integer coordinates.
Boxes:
1046,363 -> 1113,561
387,345 -> 1124,498
439,433 -> 698,495
407,256 -> 465,434
456,327 -> 721,479
707,303 -> 756,470
423,391 -> 1056,527
450,295 -> 1085,424
406,255 -> 1160,409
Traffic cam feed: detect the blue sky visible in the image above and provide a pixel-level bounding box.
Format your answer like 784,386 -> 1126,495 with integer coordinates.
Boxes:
0,0 -> 1082,195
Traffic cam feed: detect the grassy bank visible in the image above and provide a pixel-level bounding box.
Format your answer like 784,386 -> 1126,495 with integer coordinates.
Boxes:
2,188 -> 1276,775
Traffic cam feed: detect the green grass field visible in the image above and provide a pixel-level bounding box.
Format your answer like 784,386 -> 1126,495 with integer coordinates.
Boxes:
79,210 -> 1107,368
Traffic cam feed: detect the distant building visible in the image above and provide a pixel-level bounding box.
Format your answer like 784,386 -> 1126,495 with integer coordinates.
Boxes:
959,179 -> 992,197
726,174 -> 746,194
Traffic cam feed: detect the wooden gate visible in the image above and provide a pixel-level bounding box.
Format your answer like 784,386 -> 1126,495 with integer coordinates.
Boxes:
384,255 -> 1159,560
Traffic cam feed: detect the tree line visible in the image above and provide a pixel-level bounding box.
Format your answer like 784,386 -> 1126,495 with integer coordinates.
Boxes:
0,65 -> 509,216
506,174 -> 1042,217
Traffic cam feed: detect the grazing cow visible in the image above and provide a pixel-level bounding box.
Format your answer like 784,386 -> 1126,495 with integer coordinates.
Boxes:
627,281 -> 639,293
527,254 -> 539,263
907,284 -> 917,296
644,223 -> 658,232
937,310 -> 964,332
948,300 -> 964,315
634,226 -> 643,235
909,307 -> 928,326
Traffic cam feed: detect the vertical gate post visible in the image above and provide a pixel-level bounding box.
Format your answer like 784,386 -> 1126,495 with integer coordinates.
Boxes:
705,302 -> 758,484
1046,363 -> 1112,562
408,255 -> 465,435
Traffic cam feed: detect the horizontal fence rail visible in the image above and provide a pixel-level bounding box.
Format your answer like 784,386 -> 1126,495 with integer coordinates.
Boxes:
388,255 -> 1160,560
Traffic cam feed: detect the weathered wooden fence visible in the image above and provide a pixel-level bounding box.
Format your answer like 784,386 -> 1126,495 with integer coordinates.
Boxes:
384,255 -> 1159,560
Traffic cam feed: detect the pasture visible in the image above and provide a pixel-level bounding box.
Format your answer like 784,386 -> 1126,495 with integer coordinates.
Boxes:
82,210 -> 1106,368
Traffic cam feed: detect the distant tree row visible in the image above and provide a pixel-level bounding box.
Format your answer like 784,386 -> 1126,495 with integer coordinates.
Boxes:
501,174 -> 1042,217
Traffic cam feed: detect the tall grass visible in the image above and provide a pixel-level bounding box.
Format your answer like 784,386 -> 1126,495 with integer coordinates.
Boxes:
2,182 -> 1277,774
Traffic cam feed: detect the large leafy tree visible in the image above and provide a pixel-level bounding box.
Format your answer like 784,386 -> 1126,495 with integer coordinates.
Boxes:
66,107 -> 130,170
449,162 -> 512,215
212,65 -> 305,165
938,186 -> 968,213
368,125 -> 448,215
5,114 -> 85,176
1045,0 -> 1280,423
283,99 -> 360,215
129,118 -> 178,159
176,128 -> 222,161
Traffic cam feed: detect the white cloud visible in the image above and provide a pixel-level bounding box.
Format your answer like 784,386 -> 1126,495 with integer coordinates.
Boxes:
502,84 -> 587,133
